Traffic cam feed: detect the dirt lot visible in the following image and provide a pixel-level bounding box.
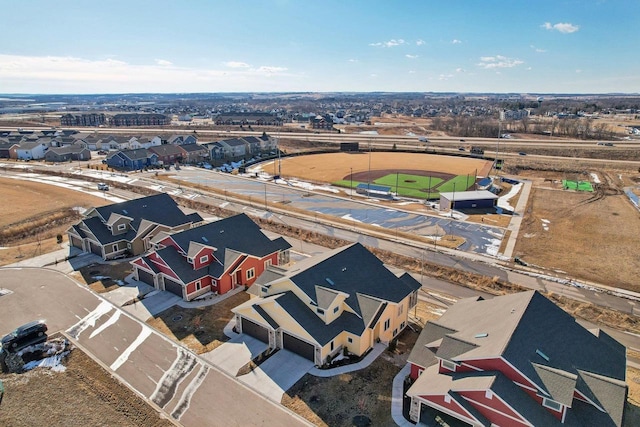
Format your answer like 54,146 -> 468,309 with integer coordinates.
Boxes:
513,173 -> 640,291
71,261 -> 134,293
0,177 -> 109,266
146,291 -> 250,354
0,345 -> 174,427
275,152 -> 492,183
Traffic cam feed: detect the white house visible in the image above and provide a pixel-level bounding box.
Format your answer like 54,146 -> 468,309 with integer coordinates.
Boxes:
16,141 -> 49,160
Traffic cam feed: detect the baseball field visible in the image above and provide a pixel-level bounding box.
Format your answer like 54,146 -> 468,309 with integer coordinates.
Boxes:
275,152 -> 493,199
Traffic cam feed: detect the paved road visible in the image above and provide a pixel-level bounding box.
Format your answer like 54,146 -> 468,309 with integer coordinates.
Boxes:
0,268 -> 312,427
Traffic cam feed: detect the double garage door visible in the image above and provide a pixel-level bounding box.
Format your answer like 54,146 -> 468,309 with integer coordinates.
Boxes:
282,333 -> 315,361
241,318 -> 269,343
136,269 -> 155,287
164,277 -> 184,298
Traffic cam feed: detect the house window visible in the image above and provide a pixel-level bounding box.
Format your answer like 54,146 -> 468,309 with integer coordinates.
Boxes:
195,281 -> 201,291
112,244 -> 118,252
264,259 -> 272,269
348,337 -> 353,343
246,268 -> 255,280
187,257 -> 193,264
384,319 -> 390,331
543,398 -> 562,412
485,390 -> 493,400
330,341 -> 334,351
317,308 -> 325,315
418,368 -> 424,377
117,224 -> 126,231
401,321 -> 406,329
127,243 -> 132,249
333,306 -> 339,314
444,394 -> 451,404
441,360 -> 458,372
393,328 -> 398,336
200,255 -> 208,264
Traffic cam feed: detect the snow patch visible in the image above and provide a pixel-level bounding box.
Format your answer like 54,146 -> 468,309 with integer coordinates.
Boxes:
590,173 -> 601,184
541,218 -> 550,231
498,182 -> 522,211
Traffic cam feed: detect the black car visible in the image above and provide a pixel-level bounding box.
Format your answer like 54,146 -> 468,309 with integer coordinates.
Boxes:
1,320 -> 48,352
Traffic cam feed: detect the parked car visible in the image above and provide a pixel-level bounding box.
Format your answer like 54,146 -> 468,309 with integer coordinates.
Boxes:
97,183 -> 109,191
518,152 -> 527,156
458,147 -> 466,151
1,320 -> 48,352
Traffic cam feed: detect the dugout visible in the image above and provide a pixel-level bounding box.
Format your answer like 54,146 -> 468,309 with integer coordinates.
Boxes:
340,142 -> 360,152
356,183 -> 392,198
439,190 -> 498,210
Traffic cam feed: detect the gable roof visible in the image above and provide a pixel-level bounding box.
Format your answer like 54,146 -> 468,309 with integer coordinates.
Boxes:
288,243 -> 420,319
94,193 -> 198,231
165,213 -> 291,259
148,144 -> 184,156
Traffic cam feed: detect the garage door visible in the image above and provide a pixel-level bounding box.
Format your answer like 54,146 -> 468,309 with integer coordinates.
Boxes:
89,241 -> 102,256
282,333 -> 315,361
137,269 -> 155,286
164,277 -> 183,298
241,318 -> 269,343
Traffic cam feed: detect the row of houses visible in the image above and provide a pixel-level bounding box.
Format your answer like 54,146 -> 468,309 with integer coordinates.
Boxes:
61,113 -> 171,127
104,134 -> 278,170
67,194 -> 421,368
67,194 -> 628,425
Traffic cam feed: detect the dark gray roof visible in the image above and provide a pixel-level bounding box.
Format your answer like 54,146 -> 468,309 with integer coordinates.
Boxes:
179,143 -> 207,153
112,148 -> 152,161
82,216 -> 134,245
254,305 -> 280,329
290,243 -> 419,319
95,193 -> 194,231
166,213 -> 291,260
274,291 -> 364,345
242,136 -> 260,144
221,138 -> 247,147
149,144 -> 184,156
407,321 -> 456,369
47,145 -> 88,155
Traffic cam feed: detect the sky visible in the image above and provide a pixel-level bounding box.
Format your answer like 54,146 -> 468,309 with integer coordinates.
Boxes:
1,0 -> 639,94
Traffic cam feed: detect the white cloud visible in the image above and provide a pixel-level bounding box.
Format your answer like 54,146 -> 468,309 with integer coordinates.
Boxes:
0,54 -> 293,93
477,55 -> 524,69
224,61 -> 251,68
348,59 -> 358,63
409,70 -> 416,74
455,68 -> 465,73
416,39 -> 425,46
452,39 -> 462,44
576,69 -> 582,73
530,45 -> 546,53
439,74 -> 453,81
542,22 -> 580,33
405,54 -> 419,59
369,39 -> 406,48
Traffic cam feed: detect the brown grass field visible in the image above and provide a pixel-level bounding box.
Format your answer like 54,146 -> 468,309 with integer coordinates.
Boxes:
0,177 -> 110,265
275,152 -> 493,183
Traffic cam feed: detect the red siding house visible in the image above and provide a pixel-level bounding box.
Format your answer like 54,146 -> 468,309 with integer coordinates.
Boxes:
131,213 -> 291,301
406,291 -> 627,427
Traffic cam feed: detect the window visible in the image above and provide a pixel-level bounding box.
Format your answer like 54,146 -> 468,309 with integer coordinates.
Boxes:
112,244 -> 118,252
246,268 -> 255,280
444,394 -> 451,404
187,257 -> 193,264
348,337 -> 353,343
333,306 -> 339,314
401,321 -> 406,329
127,243 -> 132,249
317,308 -> 325,315
200,255 -> 208,264
384,319 -> 390,331
117,224 -> 126,231
441,360 -> 458,371
485,390 -> 493,400
330,341 -> 334,351
195,281 -> 201,291
393,328 -> 398,336
543,398 -> 562,412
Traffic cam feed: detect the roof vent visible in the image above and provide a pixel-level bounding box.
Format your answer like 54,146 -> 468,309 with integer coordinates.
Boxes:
220,229 -> 224,233
325,277 -> 335,286
536,349 -> 550,361
202,236 -> 208,243
474,333 -> 488,338
342,267 -> 347,272
122,209 -> 128,214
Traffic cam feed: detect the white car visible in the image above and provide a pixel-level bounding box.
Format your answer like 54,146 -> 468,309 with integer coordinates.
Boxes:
97,183 -> 109,191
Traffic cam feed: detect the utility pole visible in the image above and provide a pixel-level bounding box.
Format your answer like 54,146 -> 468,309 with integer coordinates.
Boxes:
350,167 -> 353,198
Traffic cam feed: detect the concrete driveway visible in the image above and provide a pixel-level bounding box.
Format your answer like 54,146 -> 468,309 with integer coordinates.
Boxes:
238,348 -> 314,402
201,334 -> 268,376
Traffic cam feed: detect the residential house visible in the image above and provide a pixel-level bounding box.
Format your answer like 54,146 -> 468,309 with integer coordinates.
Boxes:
60,113 -> 106,127
131,213 -> 291,301
105,149 -> 158,170
219,138 -> 249,160
129,136 -> 162,150
258,133 -> 277,152
67,193 -> 203,260
406,291 -> 627,427
203,141 -> 226,161
44,145 -> 92,162
168,134 -> 198,145
16,141 -> 49,160
0,141 -> 19,159
232,243 -> 421,366
99,135 -> 131,151
178,143 -> 209,164
241,136 -> 262,157
148,144 -> 185,165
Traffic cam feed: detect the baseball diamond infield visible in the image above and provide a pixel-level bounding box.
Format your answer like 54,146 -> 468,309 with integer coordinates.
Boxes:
275,152 -> 493,198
